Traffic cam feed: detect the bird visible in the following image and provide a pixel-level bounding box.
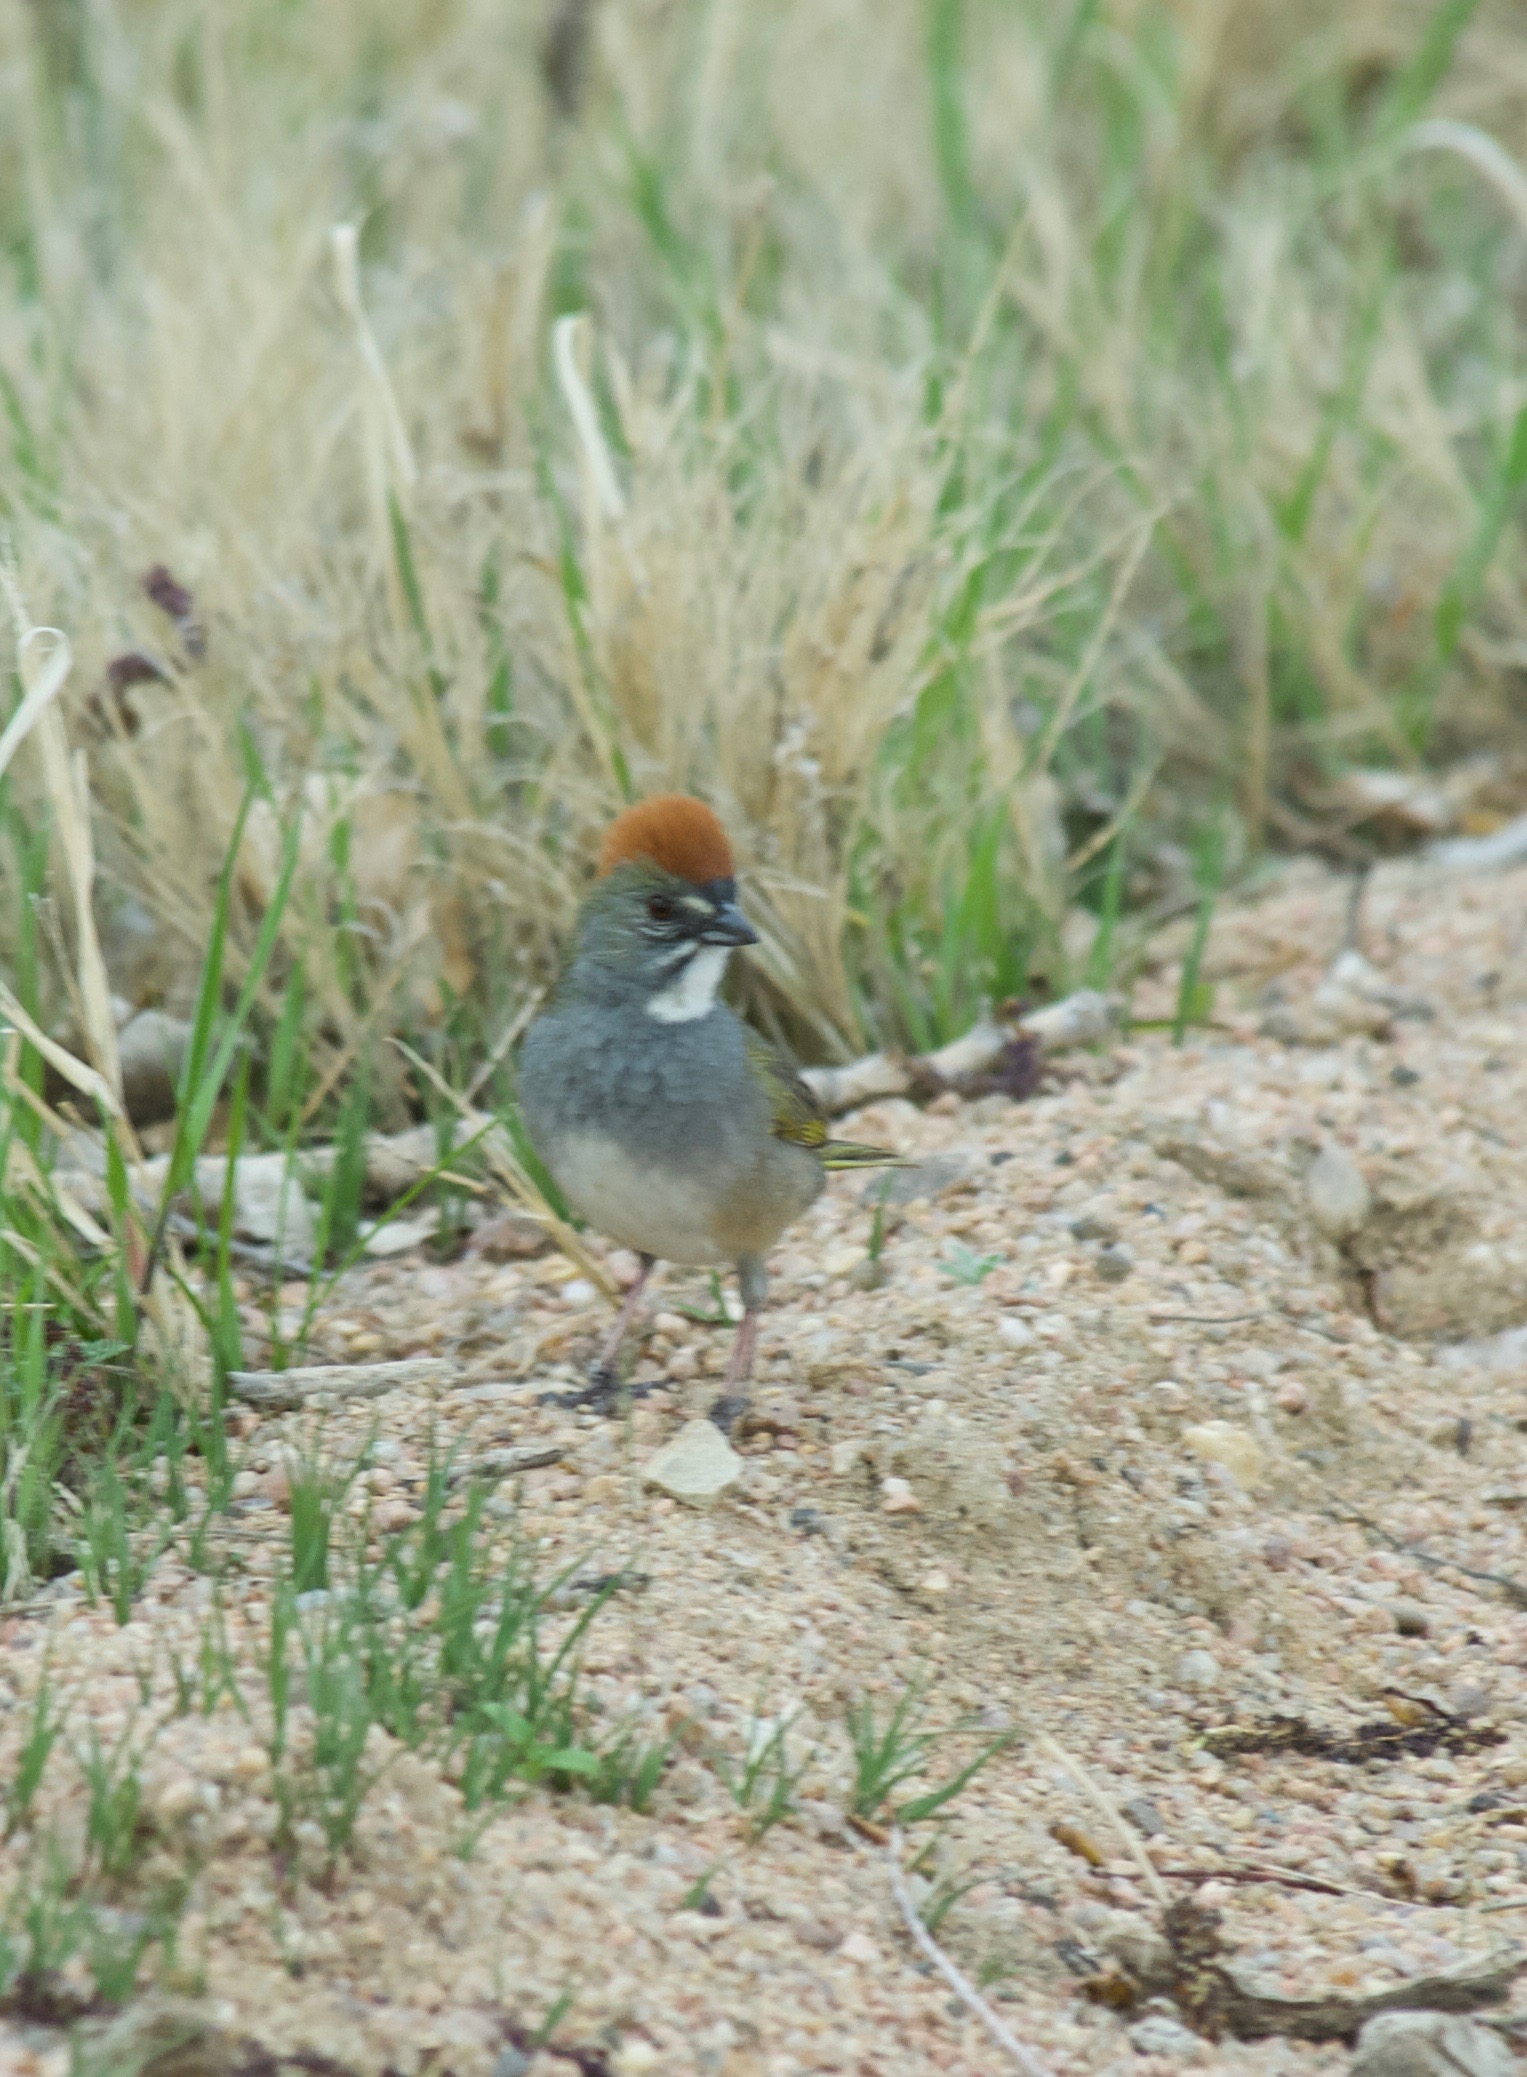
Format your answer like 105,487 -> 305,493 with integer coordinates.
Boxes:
517,794 -> 899,1427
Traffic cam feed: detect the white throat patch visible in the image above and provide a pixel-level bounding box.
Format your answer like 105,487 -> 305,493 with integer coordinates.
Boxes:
646,944 -> 729,1023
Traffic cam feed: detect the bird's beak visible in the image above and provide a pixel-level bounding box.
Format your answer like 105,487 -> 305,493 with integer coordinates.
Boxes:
701,898 -> 759,948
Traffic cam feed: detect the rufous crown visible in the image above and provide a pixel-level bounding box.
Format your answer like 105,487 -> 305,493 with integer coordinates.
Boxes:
597,795 -> 735,885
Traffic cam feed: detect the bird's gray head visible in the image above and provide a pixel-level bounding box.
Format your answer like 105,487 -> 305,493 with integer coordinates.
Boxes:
565,859 -> 758,1021
560,795 -> 759,1020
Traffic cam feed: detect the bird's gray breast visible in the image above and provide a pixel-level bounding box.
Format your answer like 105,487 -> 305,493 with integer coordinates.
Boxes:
517,1002 -> 818,1264
520,1000 -> 759,1160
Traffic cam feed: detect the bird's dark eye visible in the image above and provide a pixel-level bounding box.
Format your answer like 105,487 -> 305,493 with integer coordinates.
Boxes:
645,894 -> 676,923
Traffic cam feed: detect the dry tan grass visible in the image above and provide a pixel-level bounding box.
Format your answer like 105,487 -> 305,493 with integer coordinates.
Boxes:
2,0 -> 1526,1080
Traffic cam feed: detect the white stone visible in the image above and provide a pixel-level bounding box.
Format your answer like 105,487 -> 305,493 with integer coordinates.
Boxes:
361,1206 -> 441,1256
1306,1140 -> 1371,1240
1182,1420 -> 1265,1490
1129,2014 -> 1202,2057
1352,2011 -> 1513,2077
640,1420 -> 742,1505
880,1476 -> 921,1514
612,2043 -> 661,2076
193,1150 -> 318,1256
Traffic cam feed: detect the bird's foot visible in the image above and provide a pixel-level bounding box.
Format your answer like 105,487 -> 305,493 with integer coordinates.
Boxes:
707,1392 -> 749,1438
539,1363 -> 662,1413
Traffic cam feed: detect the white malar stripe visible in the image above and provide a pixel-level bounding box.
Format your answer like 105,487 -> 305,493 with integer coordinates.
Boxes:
646,944 -> 729,1023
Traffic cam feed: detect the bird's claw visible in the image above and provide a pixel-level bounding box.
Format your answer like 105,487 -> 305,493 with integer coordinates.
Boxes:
538,1362 -> 662,1413
707,1393 -> 749,1438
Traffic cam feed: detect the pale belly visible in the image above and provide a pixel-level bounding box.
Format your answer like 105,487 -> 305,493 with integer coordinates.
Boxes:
546,1127 -> 819,1265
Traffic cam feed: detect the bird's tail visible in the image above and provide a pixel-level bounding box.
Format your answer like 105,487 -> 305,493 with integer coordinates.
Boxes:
818,1138 -> 908,1171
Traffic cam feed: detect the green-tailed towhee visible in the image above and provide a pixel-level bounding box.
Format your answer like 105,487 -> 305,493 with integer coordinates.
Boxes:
518,795 -> 898,1425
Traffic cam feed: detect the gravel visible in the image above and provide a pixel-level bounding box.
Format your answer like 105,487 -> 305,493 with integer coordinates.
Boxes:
4,851 -> 1527,2074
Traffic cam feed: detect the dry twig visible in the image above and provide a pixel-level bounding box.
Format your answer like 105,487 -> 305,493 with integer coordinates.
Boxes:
1039,1735 -> 1172,1910
227,1358 -> 452,1409
1157,1863 -> 1356,1899
886,1826 -> 1052,2077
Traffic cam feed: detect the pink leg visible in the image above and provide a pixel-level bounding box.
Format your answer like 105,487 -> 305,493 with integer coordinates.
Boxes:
708,1302 -> 760,1436
725,1306 -> 759,1390
555,1254 -> 657,1410
593,1253 -> 654,1382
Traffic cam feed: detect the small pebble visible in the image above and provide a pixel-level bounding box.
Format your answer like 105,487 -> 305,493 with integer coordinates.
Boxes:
1351,2010 -> 1512,2077
612,2046 -> 660,2076
880,1477 -> 921,1514
1176,1649 -> 1221,1691
1129,2014 -> 1202,2057
1094,1243 -> 1133,1282
641,1421 -> 742,1505
151,1773 -> 202,1824
1182,1420 -> 1264,1490
1120,1794 -> 1165,1837
1306,1140 -> 1372,1240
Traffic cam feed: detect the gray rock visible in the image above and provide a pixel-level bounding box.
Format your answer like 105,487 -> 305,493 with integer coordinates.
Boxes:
1391,1599 -> 1430,1637
641,1420 -> 743,1505
1069,1211 -> 1118,1243
117,1007 -> 192,1125
1129,2013 -> 1202,2057
190,1149 -> 318,1257
1095,1243 -> 1134,1282
1306,1141 -> 1371,1241
1119,1794 -> 1165,1837
1259,1004 -> 1309,1045
1350,2011 -> 1512,2077
1175,1649 -> 1221,1690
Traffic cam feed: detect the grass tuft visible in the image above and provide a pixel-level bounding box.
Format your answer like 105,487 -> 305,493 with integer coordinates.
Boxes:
845,1679 -> 1012,1827
0,0 -> 1520,1101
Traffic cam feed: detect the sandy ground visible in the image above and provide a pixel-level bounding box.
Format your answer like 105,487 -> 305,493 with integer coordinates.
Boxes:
3,851 -> 1527,2076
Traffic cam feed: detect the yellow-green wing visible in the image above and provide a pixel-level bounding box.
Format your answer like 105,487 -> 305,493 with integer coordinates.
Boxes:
745,1029 -> 829,1149
743,1030 -> 903,1170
